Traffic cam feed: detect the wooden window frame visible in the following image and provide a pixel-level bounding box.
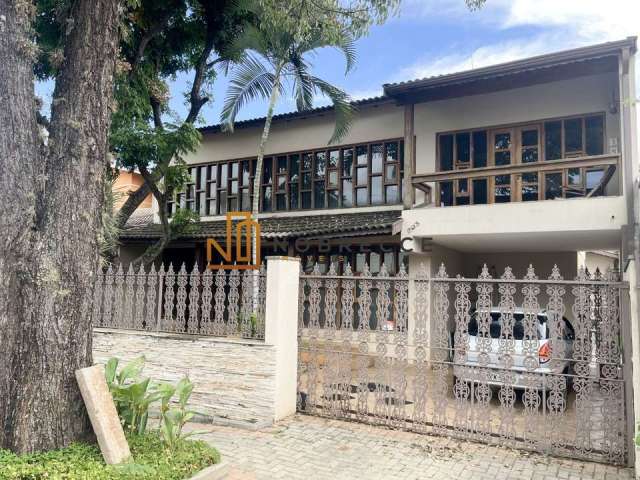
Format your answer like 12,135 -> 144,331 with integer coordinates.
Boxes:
435,112 -> 606,207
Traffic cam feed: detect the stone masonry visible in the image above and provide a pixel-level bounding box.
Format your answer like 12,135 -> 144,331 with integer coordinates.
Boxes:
93,328 -> 276,429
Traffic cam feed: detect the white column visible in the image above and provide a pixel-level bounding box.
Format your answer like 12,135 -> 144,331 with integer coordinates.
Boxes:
264,256 -> 300,421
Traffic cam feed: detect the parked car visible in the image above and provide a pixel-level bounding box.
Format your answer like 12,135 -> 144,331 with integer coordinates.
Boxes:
452,308 -> 575,390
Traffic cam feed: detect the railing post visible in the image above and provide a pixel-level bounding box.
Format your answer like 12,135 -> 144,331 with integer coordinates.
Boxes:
156,268 -> 164,332
264,256 -> 300,421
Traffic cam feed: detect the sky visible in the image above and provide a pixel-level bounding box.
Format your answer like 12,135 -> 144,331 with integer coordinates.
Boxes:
36,0 -> 640,127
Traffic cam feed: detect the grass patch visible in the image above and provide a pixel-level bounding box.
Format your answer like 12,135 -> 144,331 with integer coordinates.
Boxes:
0,433 -> 220,480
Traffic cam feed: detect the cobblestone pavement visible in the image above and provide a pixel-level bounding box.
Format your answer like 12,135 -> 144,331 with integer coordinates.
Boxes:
190,415 -> 634,480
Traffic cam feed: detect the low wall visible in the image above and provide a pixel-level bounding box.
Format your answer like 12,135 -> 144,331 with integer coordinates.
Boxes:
93,328 -> 277,429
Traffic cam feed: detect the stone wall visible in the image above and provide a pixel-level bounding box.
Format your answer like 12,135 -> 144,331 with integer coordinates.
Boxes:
93,328 -> 277,429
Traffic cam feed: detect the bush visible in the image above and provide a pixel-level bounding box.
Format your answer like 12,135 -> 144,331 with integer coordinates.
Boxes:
0,433 -> 220,480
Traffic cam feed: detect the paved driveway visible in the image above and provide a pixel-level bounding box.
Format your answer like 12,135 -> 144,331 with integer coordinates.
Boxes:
190,415 -> 633,480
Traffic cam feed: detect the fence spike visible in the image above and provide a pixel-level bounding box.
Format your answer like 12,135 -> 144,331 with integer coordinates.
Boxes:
524,263 -> 537,281
435,263 -> 448,279
548,264 -> 563,281
344,262 -> 353,276
379,262 -> 389,277
501,266 -> 515,281
478,263 -> 492,279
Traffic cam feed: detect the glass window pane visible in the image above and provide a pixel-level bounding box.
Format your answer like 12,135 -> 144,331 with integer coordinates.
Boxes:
219,191 -> 227,214
522,129 -> 538,147
439,181 -> 453,206
328,170 -> 338,187
356,145 -> 368,165
209,165 -> 217,181
302,153 -> 312,170
219,164 -> 228,183
342,149 -> 353,177
263,158 -> 273,183
522,148 -> 538,163
439,135 -> 454,171
314,181 -> 325,207
198,192 -> 206,215
456,132 -> 470,163
228,197 -> 237,211
290,183 -> 299,209
357,167 -> 368,185
355,253 -> 366,273
564,118 -> 583,154
277,175 -> 286,191
456,196 -> 470,206
495,151 -> 511,166
385,185 -> 398,203
277,156 -> 287,173
494,174 -> 511,203
545,172 -> 563,200
302,191 -> 311,209
386,142 -> 398,162
371,177 -> 383,205
586,168 -> 604,195
241,188 -> 250,210
457,178 -> 468,194
545,121 -> 562,160
522,172 -> 538,183
522,184 -> 538,202
329,150 -> 339,168
315,152 -> 326,177
241,161 -> 251,184
190,167 -> 196,182
199,166 -> 207,189
586,116 -> 604,156
262,186 -> 272,212
356,188 -> 368,206
276,194 -> 286,211
207,199 -> 216,216
371,144 -> 383,173
342,179 -> 353,207
327,190 -> 339,208
386,164 -> 397,182
494,133 -> 511,150
230,180 -> 238,194
302,172 -> 312,189
472,179 -> 487,204
472,131 -> 487,168
231,162 -> 239,177
290,154 -> 300,176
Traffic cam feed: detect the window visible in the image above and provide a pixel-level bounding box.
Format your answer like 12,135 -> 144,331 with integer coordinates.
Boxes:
168,139 -> 404,216
436,113 -> 606,206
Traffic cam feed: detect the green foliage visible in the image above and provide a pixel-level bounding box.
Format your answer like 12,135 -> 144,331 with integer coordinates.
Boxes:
158,378 -> 204,452
256,0 -> 400,45
0,433 -> 220,480
105,357 -> 163,436
105,357 -> 201,451
221,23 -> 357,145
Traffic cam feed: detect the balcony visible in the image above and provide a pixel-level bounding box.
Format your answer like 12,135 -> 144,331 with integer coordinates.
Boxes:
406,154 -> 625,253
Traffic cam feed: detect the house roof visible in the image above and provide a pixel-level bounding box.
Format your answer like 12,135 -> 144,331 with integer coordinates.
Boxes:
383,37 -> 636,103
196,38 -> 636,136
120,209 -> 402,241
199,95 -> 390,134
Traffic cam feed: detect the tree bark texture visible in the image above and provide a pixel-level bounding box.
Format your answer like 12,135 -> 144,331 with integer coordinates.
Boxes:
0,0 -> 120,453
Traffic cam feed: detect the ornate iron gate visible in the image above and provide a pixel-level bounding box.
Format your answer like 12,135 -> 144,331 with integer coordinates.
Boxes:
297,262 -> 632,466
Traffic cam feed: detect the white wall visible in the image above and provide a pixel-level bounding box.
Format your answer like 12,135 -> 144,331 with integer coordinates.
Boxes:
185,102 -> 404,165
413,72 -> 621,176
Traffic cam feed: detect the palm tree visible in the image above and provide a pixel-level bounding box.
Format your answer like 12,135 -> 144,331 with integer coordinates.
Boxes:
221,26 -> 356,266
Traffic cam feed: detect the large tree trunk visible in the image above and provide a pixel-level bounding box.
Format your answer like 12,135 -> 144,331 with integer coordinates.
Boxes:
0,0 -> 120,453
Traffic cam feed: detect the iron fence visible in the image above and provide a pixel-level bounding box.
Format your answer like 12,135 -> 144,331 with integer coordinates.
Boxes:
93,263 -> 266,339
297,262 -> 631,466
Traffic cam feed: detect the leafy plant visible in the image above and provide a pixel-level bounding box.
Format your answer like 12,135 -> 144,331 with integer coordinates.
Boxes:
105,357 -> 202,451
105,357 -> 163,435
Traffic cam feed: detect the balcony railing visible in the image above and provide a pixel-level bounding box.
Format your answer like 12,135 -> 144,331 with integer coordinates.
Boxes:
411,154 -> 620,207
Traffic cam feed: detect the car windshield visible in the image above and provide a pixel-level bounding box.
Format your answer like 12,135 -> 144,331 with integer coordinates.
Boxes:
468,312 -> 574,340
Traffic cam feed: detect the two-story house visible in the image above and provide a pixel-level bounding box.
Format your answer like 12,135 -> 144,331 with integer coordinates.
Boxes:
120,37 -> 637,283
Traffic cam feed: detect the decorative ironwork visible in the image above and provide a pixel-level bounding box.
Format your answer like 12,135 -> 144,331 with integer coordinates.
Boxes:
297,261 -> 630,466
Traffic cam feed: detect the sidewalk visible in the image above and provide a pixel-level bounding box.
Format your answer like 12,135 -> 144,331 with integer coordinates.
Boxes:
191,415 -> 633,480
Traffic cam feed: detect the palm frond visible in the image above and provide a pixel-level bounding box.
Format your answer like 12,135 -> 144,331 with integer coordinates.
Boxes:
288,53 -> 314,112
310,76 -> 354,145
299,30 -> 357,74
220,55 -> 276,130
